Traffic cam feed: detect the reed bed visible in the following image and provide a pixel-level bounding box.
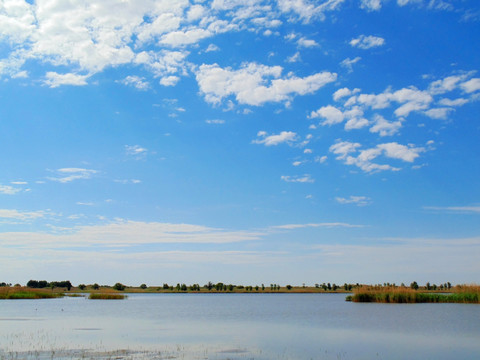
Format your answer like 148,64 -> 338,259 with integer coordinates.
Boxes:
88,293 -> 126,300
347,285 -> 480,304
0,287 -> 63,300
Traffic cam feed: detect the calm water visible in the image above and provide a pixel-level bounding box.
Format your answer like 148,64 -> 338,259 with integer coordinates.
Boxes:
0,293 -> 479,359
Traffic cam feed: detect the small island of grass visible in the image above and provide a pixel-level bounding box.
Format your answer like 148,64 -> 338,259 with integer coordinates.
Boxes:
346,284 -> 480,304
88,293 -> 126,300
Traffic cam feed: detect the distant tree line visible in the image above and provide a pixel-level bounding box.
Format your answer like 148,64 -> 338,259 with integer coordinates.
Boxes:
26,280 -> 72,291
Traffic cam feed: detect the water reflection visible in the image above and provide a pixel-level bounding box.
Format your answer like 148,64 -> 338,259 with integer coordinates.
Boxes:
0,293 -> 479,359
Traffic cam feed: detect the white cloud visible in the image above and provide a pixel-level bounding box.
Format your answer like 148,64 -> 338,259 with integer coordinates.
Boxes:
48,168 -> 98,183
0,185 -> 22,195
196,62 -> 336,106
125,145 -> 148,158
424,206 -> 480,214
333,87 -> 360,101
0,220 -> 264,248
205,44 -> 220,52
276,0 -> 346,22
271,222 -> 363,230
119,75 -> 150,90
309,105 -> 344,125
43,72 -> 89,88
292,161 -> 303,166
428,74 -> 468,95
0,209 -> 45,220
438,98 -> 468,107
461,78 -> 480,93
280,174 -> 314,183
253,131 -> 298,146
315,155 -> 327,163
423,107 -> 454,119
340,56 -> 361,73
286,51 -> 301,63
329,141 -> 425,172
297,37 -> 318,47
205,119 -> 225,124
350,35 -> 385,49
160,75 -> 180,86
360,0 -> 384,11
369,114 -> 403,136
335,196 -> 372,206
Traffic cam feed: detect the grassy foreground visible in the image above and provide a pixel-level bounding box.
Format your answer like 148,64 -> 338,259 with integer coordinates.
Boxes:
0,286 -> 64,299
346,285 -> 480,304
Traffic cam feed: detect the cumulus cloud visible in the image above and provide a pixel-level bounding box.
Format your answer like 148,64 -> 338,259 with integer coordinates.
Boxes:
276,0 -> 345,22
423,107 -> 454,119
253,131 -> 298,146
369,114 -> 403,136
350,35 -> 385,49
119,75 -> 150,90
196,62 -> 336,106
461,78 -> 480,93
329,140 -> 425,172
43,72 -> 89,88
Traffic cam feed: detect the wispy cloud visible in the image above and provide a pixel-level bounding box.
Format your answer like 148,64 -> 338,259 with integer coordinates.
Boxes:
125,145 -> 148,159
0,184 -> 22,195
271,222 -> 364,230
0,209 -> 45,221
280,174 -> 314,183
336,196 -> 372,206
424,206 -> 480,214
48,168 -> 98,183
119,75 -> 150,90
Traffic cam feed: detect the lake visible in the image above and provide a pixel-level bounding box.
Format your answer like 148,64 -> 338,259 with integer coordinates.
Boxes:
1,293 -> 479,359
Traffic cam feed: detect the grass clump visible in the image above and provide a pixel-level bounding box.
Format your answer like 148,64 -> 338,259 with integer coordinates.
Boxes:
88,293 -> 126,300
0,286 -> 64,300
348,285 -> 480,304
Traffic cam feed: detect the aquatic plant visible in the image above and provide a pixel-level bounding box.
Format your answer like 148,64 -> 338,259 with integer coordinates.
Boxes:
347,285 -> 480,304
88,293 -> 126,300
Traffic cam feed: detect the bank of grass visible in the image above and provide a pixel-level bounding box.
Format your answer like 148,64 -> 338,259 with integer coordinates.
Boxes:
347,285 -> 480,304
88,293 -> 126,300
0,286 -> 64,299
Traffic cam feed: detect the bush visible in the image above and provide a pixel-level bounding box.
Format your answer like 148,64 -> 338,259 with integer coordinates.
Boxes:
140,284 -> 147,289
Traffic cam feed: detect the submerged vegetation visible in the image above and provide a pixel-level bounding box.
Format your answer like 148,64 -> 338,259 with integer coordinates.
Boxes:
346,284 -> 480,304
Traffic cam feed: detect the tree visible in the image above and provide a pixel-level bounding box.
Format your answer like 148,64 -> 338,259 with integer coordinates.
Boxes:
410,281 -> 419,290
92,283 -> 100,290
163,283 -> 169,289
113,283 -> 126,291
78,284 -> 86,290
286,285 -> 292,290
140,284 -> 147,289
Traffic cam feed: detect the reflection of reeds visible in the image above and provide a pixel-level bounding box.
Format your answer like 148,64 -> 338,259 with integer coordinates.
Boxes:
88,293 -> 126,300
347,285 -> 480,303
0,286 -> 63,299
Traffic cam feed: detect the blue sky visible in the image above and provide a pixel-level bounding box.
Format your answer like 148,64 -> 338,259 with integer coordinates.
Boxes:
1,0 -> 479,286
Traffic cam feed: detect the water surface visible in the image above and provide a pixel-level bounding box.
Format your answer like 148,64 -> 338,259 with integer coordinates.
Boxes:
1,293 -> 479,359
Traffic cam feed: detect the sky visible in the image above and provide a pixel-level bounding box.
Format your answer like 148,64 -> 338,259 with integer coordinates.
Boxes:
1,0 -> 479,287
